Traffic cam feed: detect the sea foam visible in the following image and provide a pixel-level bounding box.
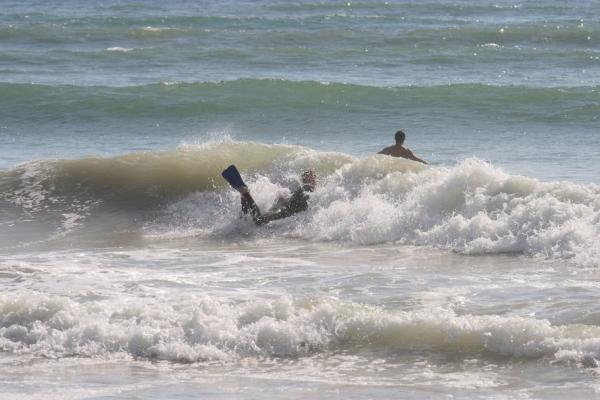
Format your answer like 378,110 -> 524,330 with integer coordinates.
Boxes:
296,157 -> 600,267
105,47 -> 134,52
2,294 -> 600,367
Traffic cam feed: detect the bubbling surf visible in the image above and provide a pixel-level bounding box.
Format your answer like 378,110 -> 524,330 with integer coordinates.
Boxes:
3,293 -> 600,367
301,157 -> 600,267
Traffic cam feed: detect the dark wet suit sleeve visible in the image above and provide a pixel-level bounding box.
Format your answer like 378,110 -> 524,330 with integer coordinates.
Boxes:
241,193 -> 264,224
241,188 -> 309,226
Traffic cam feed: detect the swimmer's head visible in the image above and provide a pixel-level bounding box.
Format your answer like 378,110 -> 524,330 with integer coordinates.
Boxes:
301,170 -> 316,191
395,130 -> 405,145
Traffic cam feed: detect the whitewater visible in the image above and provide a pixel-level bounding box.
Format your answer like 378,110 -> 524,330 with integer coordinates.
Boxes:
2,0 -> 600,399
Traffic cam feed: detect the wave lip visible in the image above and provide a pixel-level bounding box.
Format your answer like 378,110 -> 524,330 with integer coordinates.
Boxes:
2,295 -> 600,367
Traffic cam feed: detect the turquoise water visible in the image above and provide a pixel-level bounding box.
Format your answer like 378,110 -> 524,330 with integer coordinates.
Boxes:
2,1 -> 600,399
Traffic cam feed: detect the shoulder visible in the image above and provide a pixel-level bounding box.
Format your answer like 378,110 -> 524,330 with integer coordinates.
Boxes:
378,145 -> 395,155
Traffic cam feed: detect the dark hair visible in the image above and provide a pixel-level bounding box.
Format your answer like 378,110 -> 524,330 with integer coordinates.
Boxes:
395,130 -> 405,144
302,170 -> 316,183
302,170 -> 316,191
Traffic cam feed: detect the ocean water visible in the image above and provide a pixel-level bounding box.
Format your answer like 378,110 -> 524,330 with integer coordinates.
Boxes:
1,1 -> 600,399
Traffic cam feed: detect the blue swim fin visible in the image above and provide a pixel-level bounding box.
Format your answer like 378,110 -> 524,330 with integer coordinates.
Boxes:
222,165 -> 247,190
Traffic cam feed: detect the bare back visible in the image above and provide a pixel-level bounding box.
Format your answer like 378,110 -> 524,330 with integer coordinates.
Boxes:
378,144 -> 427,164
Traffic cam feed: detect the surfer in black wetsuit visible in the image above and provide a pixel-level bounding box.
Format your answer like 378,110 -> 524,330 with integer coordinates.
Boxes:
239,170 -> 316,226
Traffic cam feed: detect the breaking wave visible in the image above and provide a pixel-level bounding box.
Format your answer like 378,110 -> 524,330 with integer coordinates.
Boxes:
1,140 -> 599,266
2,294 -> 600,367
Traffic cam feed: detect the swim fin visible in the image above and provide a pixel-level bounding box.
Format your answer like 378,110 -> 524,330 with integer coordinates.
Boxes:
221,165 -> 247,190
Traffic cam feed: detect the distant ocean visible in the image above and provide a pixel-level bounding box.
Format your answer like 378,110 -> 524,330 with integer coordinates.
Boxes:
1,1 -> 600,399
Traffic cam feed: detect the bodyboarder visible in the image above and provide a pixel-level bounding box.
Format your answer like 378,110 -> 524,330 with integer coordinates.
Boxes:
222,165 -> 316,226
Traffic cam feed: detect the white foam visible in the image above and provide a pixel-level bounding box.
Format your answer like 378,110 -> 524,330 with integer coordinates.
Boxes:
159,154 -> 599,266
2,161 -> 50,212
105,47 -> 134,52
479,43 -> 502,48
2,294 -> 600,366
141,26 -> 176,33
297,158 -> 600,267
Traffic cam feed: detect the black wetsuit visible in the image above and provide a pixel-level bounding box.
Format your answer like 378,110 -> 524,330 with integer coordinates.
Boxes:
241,185 -> 312,226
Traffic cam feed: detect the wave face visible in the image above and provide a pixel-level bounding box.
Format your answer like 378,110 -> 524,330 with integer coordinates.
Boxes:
2,294 -> 600,367
1,141 -> 598,266
0,140 -> 296,208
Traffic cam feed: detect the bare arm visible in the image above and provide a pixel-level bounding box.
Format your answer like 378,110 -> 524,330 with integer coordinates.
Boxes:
406,149 -> 427,164
378,145 -> 427,164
